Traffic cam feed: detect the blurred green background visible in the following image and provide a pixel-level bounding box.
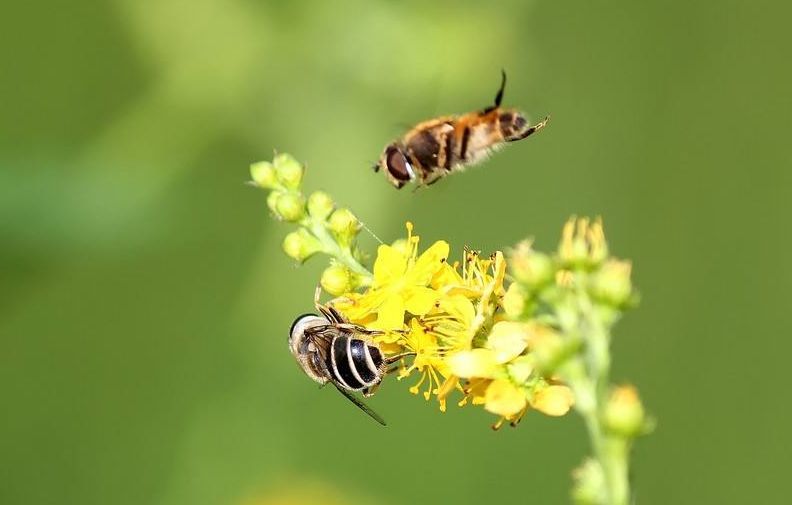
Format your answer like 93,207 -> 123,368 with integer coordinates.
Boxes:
1,0 -> 790,503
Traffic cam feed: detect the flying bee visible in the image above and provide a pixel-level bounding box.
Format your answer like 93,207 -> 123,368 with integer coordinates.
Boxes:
288,288 -> 411,425
374,71 -> 549,189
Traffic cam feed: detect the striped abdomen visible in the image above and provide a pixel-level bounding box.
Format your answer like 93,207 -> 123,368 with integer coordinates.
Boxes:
399,109 -> 546,183
327,335 -> 385,392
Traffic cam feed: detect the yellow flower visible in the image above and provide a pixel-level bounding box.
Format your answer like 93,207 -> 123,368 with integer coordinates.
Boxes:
531,384 -> 574,416
334,223 -> 449,330
485,379 -> 527,417
558,216 -> 608,267
396,319 -> 454,409
447,320 -> 573,426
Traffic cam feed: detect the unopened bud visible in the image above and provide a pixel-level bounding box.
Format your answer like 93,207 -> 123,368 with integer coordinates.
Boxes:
590,260 -> 633,307
273,153 -> 304,189
604,385 -> 646,437
509,241 -> 553,288
274,193 -> 306,222
249,161 -> 277,188
571,458 -> 605,505
266,191 -> 282,215
282,229 -> 322,262
530,325 -> 576,374
320,264 -> 355,296
327,208 -> 360,244
307,191 -> 334,220
558,217 -> 608,269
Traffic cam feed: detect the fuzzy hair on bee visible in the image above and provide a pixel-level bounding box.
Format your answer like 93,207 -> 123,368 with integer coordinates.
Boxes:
374,71 -> 549,189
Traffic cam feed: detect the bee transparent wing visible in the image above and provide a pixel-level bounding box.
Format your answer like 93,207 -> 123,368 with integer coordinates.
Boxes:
331,382 -> 387,427
307,340 -> 387,426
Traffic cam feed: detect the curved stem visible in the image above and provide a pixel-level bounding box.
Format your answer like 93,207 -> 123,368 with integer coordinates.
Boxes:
305,217 -> 373,280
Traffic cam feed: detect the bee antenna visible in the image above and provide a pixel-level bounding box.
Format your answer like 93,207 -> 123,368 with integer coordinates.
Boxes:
494,69 -> 507,107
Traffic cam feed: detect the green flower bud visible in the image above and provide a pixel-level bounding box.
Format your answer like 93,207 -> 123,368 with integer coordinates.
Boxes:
603,385 -> 646,437
531,326 -> 577,374
273,153 -> 304,189
509,241 -> 554,289
307,191 -> 334,220
282,229 -> 322,262
571,459 -> 605,505
266,191 -> 282,215
327,208 -> 360,245
320,264 -> 355,296
589,260 -> 633,307
249,161 -> 277,188
274,193 -> 306,222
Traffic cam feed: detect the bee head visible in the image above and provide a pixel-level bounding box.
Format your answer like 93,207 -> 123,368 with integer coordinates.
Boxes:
378,144 -> 415,189
288,313 -> 324,348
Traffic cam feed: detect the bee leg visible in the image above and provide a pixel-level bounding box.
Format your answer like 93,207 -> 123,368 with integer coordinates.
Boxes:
384,352 -> 416,365
313,285 -> 348,323
506,116 -> 550,142
362,382 -> 380,397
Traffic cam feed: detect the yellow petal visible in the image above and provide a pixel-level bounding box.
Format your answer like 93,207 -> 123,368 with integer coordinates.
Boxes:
502,283 -> 526,318
404,286 -> 439,315
531,384 -> 574,416
371,294 -> 405,330
430,261 -> 463,290
484,379 -> 527,417
335,289 -> 387,321
409,240 -> 450,285
465,377 -> 491,405
447,349 -> 499,378
486,321 -> 530,363
507,355 -> 534,384
441,294 -> 475,324
372,244 -> 407,287
491,251 -> 507,296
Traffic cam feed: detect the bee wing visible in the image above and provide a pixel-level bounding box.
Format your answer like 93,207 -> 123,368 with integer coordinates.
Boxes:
331,382 -> 387,427
306,337 -> 388,427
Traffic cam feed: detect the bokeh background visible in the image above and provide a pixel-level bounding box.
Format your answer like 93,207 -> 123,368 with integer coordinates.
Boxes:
2,1 -> 790,503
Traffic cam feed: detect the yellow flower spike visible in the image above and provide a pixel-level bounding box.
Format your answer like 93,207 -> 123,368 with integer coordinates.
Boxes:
484,379 -> 528,417
531,384 -> 574,416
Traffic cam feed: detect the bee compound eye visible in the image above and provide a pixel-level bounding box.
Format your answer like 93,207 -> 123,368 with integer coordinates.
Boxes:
385,146 -> 414,183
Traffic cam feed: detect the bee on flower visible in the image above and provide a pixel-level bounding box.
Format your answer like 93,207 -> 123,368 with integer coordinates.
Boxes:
330,223 -> 574,427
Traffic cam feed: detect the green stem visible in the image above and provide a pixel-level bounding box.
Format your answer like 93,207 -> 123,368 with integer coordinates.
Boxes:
305,217 -> 373,280
574,287 -> 631,505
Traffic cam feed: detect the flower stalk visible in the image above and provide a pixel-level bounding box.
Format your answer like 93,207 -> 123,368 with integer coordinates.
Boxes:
251,153 -> 653,504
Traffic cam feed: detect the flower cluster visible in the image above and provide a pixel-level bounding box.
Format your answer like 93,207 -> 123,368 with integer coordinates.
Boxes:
249,154 -> 372,294
252,153 -> 653,504
331,223 -> 574,427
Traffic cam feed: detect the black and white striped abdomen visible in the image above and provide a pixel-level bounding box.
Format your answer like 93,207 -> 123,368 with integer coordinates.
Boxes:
328,335 -> 384,391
